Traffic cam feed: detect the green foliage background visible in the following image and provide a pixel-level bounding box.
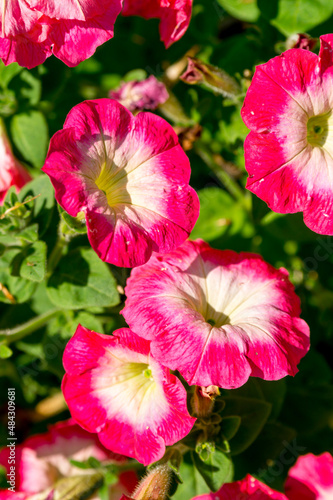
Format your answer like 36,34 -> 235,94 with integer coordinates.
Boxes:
0,0 -> 333,497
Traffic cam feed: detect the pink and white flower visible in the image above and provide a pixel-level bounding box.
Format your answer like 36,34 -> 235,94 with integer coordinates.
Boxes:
0,419 -> 136,499
285,452 -> 333,500
42,98 -> 199,268
122,0 -> 193,48
191,475 -> 287,500
0,0 -> 122,68
122,239 -> 310,389
0,119 -> 31,204
62,325 -> 195,466
242,34 -> 333,235
109,76 -> 169,113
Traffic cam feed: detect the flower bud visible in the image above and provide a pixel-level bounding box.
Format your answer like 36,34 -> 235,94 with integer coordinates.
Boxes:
192,385 -> 220,418
109,76 -> 169,113
131,464 -> 171,500
286,33 -> 317,51
180,57 -> 241,98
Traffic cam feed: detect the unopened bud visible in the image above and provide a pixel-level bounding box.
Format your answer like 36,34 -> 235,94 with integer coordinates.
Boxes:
192,386 -> 220,418
286,33 -> 317,51
132,464 -> 171,500
180,57 -> 241,98
109,76 -> 169,113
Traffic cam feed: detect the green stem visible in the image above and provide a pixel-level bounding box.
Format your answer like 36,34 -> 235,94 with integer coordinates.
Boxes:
195,143 -> 245,203
46,219 -> 75,278
46,237 -> 67,278
0,309 -> 60,344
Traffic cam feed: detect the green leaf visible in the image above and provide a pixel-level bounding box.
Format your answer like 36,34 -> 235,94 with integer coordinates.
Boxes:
47,247 -> 120,310
0,61 -> 22,88
18,224 -> 39,243
123,69 -> 147,82
172,455 -> 209,500
14,241 -> 47,282
241,421 -> 296,473
59,206 -> 87,234
19,176 -> 55,236
10,110 -> 48,168
18,70 -> 42,105
258,0 -> 333,36
228,378 -> 287,421
220,416 -> 241,441
0,88 -> 17,117
217,0 -> 260,22
192,447 -> 233,491
0,248 -> 36,303
282,385 -> 333,435
191,188 -> 249,242
219,396 -> 272,455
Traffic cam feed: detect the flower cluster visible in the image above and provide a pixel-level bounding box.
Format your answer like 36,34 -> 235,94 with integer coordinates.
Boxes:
61,240 -> 309,463
0,0 -> 193,69
40,77 -> 312,468
8,13 -> 333,499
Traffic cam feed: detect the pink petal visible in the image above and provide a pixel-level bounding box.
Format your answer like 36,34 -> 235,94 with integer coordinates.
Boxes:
122,0 -> 192,48
285,453 -> 333,500
192,474 -> 287,499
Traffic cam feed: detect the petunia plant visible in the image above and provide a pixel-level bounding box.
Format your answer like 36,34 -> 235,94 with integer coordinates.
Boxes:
1,1 -> 333,500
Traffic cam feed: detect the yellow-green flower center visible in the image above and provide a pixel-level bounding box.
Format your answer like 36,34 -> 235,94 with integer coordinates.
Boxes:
95,162 -> 116,205
307,112 -> 332,148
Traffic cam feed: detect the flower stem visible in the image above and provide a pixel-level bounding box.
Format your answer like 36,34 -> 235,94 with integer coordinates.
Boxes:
0,309 -> 60,344
46,219 -> 75,278
195,143 -> 245,203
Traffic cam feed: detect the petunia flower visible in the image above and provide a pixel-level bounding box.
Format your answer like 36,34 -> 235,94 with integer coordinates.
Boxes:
122,0 -> 193,48
62,325 -> 196,466
242,34 -> 333,235
191,475 -> 288,500
122,239 -> 310,389
0,419 -> 137,499
42,98 -> 199,268
285,452 -> 333,500
0,0 -> 122,68
0,118 -> 31,204
109,76 -> 169,113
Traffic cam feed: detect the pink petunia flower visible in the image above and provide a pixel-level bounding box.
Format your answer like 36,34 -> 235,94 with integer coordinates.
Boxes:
62,325 -> 196,466
242,34 -> 333,235
122,0 -> 192,48
285,452 -> 333,500
122,239 -> 310,389
0,119 -> 31,204
191,475 -> 288,500
0,0 -> 122,68
109,76 -> 169,113
0,419 -> 137,499
42,98 -> 199,268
